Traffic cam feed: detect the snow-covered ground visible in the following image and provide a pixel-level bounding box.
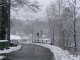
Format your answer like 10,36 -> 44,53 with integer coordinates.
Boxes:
10,35 -> 30,43
22,41 -> 80,60
0,45 -> 22,54
33,43 -> 80,60
10,35 -> 80,60
0,45 -> 22,60
0,35 -> 22,60
10,35 -> 22,40
0,56 -> 5,60
10,35 -> 23,42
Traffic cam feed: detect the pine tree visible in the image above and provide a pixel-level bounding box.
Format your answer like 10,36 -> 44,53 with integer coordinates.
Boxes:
0,0 -> 10,40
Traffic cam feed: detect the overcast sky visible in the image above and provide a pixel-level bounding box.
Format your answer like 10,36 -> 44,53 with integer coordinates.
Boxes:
11,0 -> 55,20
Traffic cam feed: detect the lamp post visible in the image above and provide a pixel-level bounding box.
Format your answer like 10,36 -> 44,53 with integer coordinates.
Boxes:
37,33 -> 39,42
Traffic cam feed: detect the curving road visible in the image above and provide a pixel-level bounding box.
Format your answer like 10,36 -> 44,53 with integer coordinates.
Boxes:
2,44 -> 53,60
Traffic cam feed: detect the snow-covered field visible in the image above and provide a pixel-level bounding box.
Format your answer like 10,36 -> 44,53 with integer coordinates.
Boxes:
10,35 -> 22,40
10,35 -> 30,42
10,35 -> 23,42
0,45 -> 22,60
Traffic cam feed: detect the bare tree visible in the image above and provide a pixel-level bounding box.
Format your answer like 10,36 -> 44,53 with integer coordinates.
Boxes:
62,7 -> 74,49
46,0 -> 73,49
45,0 -> 80,55
11,0 -> 41,12
46,3 -> 57,45
55,0 -> 65,48
67,0 -> 80,53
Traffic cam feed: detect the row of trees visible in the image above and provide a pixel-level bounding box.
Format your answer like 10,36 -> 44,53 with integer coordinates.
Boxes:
11,18 -> 49,38
46,0 -> 80,54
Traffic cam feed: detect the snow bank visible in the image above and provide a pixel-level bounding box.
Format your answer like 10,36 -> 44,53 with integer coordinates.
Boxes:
32,43 -> 80,60
70,55 -> 80,60
0,45 -> 22,54
0,56 -> 5,60
0,45 -> 22,60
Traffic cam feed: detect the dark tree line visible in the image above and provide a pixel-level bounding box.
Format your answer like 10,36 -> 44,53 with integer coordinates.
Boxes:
0,0 -> 10,41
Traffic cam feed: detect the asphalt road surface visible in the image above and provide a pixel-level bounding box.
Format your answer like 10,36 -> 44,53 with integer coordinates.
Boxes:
2,44 -> 53,60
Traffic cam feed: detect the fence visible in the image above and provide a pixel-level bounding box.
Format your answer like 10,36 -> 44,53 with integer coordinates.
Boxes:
33,39 -> 51,44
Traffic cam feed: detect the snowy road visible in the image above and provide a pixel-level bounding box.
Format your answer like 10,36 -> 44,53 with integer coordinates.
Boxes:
2,44 -> 53,60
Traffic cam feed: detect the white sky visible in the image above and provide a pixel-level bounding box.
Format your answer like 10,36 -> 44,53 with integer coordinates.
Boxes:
11,0 -> 55,20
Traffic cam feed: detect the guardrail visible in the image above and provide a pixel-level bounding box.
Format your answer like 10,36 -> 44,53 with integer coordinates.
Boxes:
33,40 -> 51,44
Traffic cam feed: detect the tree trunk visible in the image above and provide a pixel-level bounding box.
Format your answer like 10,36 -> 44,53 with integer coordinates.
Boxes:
7,0 -> 10,45
73,0 -> 77,54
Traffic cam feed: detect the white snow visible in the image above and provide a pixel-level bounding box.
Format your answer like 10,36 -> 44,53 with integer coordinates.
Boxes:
31,43 -> 80,60
22,36 -> 29,39
10,35 -> 23,42
0,45 -> 22,60
0,56 -> 5,60
0,35 -> 22,60
10,35 -> 22,40
0,45 -> 22,54
0,40 -> 8,42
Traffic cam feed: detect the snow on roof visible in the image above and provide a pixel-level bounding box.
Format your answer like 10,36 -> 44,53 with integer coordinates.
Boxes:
0,40 -> 8,42
10,35 -> 22,40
